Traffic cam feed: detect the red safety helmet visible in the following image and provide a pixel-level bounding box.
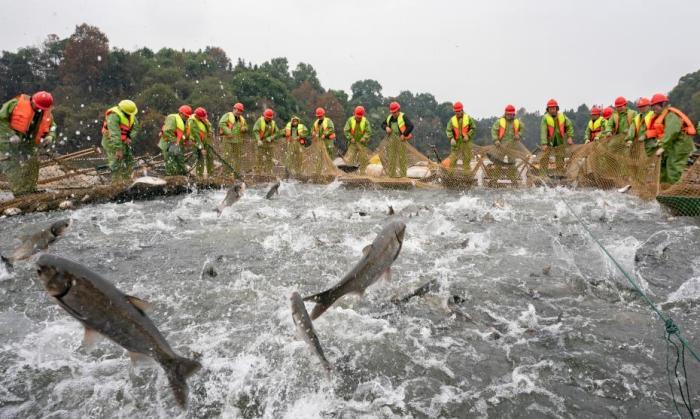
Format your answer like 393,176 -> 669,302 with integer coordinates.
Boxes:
614,96 -> 627,108
263,108 -> 274,118
590,106 -> 601,116
354,106 -> 365,117
546,99 -> 559,108
603,107 -> 613,119
389,101 -> 400,112
31,91 -> 54,110
194,107 -> 207,120
636,97 -> 650,108
453,101 -> 464,112
315,107 -> 325,117
233,102 -> 244,112
178,105 -> 193,117
650,93 -> 668,106
504,104 -> 516,114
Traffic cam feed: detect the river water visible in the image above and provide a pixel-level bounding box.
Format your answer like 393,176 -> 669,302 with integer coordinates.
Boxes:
0,182 -> 698,418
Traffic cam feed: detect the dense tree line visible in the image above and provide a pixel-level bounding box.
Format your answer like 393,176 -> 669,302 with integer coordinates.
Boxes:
1,24 -> 696,158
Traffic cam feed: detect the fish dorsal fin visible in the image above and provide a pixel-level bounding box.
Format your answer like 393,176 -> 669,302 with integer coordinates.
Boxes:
82,327 -> 102,350
362,244 -> 373,256
126,295 -> 153,315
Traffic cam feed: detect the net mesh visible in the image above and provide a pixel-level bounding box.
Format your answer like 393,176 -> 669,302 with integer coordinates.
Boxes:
2,131 -> 699,216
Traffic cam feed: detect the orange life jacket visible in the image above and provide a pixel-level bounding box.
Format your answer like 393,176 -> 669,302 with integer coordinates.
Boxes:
544,113 -> 567,140
497,117 -> 520,140
450,115 -> 471,140
646,107 -> 696,139
9,94 -> 53,145
612,111 -> 633,135
101,106 -> 135,143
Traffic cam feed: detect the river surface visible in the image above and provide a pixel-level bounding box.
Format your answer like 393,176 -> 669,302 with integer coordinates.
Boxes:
0,183 -> 698,418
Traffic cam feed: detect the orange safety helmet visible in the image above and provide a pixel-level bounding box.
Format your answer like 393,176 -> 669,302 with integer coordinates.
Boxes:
354,106 -> 365,117
178,105 -> 193,117
504,104 -> 516,114
194,107 -> 207,120
590,106 -> 601,116
603,107 -> 613,119
32,91 -> 54,110
233,102 -> 244,112
546,99 -> 559,109
614,96 -> 627,108
453,101 -> 464,112
389,101 -> 400,112
315,107 -> 325,117
650,93 -> 669,106
636,97 -> 650,108
263,108 -> 274,118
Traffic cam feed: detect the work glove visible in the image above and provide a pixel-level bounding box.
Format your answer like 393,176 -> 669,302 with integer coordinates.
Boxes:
115,149 -> 124,160
350,138 -> 355,144
585,139 -> 590,144
168,143 -> 181,155
637,134 -> 646,142
625,141 -> 632,148
495,140 -> 501,147
266,136 -> 274,143
450,138 -> 457,146
567,138 -> 574,145
9,135 -> 20,144
541,145 -> 549,152
257,139 -> 263,147
655,147 -> 664,156
385,127 -> 392,134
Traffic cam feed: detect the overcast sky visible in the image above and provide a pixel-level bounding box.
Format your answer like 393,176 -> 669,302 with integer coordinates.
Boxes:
2,0 -> 699,117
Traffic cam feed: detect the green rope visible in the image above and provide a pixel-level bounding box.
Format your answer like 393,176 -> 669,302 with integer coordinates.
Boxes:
540,179 -> 699,417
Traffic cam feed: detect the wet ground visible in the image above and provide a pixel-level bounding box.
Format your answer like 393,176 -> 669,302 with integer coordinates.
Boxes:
0,183 -> 698,418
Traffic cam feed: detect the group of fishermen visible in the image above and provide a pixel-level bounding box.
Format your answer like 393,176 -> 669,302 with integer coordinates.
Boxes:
0,91 -> 696,195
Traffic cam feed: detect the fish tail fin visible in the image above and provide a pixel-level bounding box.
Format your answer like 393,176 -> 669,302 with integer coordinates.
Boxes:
302,290 -> 336,320
1,254 -> 12,270
162,356 -> 202,408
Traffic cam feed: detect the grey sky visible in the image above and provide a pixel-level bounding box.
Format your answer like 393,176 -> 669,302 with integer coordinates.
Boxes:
1,0 -> 699,117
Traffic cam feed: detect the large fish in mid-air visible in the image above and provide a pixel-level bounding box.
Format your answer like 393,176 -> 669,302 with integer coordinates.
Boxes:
2,219 -> 71,267
36,254 -> 201,408
215,181 -> 246,216
265,180 -> 280,199
304,220 -> 406,319
290,291 -> 332,377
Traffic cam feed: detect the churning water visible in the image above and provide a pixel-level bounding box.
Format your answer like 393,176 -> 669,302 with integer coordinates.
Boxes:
0,183 -> 698,418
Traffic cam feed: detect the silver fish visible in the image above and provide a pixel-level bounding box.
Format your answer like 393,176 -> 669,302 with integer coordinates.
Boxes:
3,219 -> 71,265
290,291 -> 331,377
36,254 -> 201,408
216,181 -> 245,216
304,220 -> 406,319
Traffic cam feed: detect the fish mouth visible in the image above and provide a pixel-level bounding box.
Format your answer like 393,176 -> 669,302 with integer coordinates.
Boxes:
36,264 -> 72,298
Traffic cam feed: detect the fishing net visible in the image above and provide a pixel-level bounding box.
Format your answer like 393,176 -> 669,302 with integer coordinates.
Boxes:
472,141 -> 535,188
657,158 -> 700,216
565,134 -> 661,200
373,135 -> 434,179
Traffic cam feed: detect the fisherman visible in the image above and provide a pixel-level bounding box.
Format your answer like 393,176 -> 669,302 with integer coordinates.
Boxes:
187,107 -> 214,179
645,93 -> 696,184
381,101 -> 414,178
603,96 -> 637,139
539,98 -> 574,175
583,107 -> 604,143
445,101 -> 476,175
284,115 -> 308,175
252,108 -> 278,176
343,106 -> 372,174
218,102 -> 248,175
626,97 -> 654,155
0,91 -> 56,195
159,105 -> 192,176
101,99 -> 139,182
311,107 -> 336,158
490,104 -> 521,146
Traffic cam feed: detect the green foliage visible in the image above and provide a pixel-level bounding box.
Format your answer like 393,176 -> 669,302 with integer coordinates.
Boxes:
670,69 -> 700,123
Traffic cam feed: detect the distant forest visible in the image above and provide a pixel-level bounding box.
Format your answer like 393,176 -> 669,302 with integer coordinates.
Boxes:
2,23 -> 699,157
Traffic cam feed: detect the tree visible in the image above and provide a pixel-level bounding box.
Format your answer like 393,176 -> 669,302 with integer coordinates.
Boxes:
292,62 -> 322,91
350,79 -> 383,110
60,24 -> 109,93
260,57 -> 294,89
